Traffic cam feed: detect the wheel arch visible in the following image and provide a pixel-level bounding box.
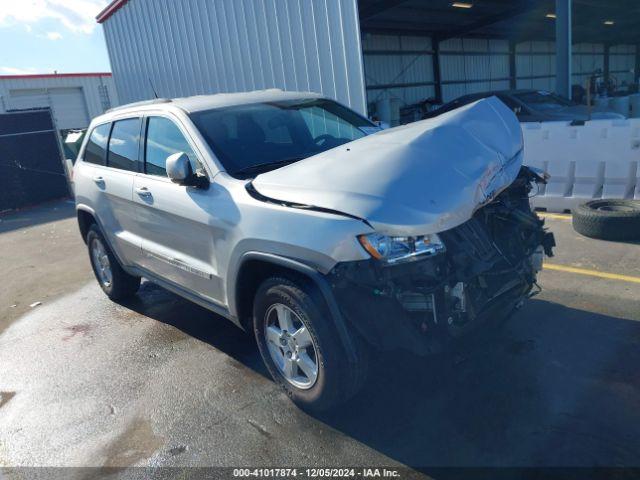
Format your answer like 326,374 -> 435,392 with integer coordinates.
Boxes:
76,205 -> 130,271
231,252 -> 357,364
76,205 -> 97,244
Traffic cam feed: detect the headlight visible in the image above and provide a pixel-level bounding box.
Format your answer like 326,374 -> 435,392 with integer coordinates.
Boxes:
358,232 -> 445,264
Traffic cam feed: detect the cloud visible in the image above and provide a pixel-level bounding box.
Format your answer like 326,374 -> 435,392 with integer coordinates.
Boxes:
0,0 -> 111,35
45,31 -> 63,40
0,66 -> 38,75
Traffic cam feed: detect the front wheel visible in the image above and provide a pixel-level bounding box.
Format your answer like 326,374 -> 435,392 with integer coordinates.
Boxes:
86,224 -> 141,300
253,276 -> 368,412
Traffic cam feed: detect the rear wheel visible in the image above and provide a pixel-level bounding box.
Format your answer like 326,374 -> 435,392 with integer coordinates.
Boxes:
253,276 -> 368,412
86,224 -> 141,300
573,199 -> 640,241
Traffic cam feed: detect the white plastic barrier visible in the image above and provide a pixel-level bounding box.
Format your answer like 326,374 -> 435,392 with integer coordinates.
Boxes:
522,119 -> 640,212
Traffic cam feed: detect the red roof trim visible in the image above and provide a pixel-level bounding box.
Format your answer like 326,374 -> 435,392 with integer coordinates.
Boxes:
0,72 -> 112,80
96,0 -> 129,23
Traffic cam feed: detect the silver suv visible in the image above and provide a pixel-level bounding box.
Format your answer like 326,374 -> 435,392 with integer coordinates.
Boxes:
74,90 -> 554,411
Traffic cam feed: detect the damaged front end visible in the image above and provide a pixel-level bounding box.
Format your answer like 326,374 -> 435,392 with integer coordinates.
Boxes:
249,96 -> 555,354
327,166 -> 556,355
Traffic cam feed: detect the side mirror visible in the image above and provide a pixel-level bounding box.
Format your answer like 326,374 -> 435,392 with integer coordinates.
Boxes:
166,152 -> 192,183
166,152 -> 208,188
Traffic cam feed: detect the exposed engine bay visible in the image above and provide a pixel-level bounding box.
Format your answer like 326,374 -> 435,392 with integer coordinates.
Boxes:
327,166 -> 556,355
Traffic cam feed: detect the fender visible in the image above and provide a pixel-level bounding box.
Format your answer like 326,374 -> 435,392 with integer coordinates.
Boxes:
75,203 -> 134,276
231,251 -> 357,364
76,203 -> 96,217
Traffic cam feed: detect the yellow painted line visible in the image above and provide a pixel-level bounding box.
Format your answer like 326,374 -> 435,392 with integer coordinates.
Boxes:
537,212 -> 572,220
544,263 -> 640,284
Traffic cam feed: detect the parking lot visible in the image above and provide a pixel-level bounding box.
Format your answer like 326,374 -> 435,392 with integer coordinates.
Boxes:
1,199 -> 639,473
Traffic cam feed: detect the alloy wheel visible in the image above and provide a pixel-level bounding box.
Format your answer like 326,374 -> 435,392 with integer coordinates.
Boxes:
264,303 -> 319,389
91,238 -> 113,288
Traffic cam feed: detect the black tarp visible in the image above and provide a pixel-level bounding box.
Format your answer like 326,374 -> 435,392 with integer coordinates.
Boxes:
0,109 -> 69,211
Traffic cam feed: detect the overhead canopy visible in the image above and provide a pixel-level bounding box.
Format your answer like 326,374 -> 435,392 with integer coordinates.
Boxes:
358,0 -> 640,45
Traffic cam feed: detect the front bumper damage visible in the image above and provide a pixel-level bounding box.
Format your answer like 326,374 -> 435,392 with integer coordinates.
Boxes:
327,167 -> 556,355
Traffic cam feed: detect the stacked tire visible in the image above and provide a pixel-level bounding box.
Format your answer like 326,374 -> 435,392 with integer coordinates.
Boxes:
572,200 -> 640,241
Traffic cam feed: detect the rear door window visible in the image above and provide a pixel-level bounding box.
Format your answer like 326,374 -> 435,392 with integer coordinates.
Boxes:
145,116 -> 197,176
107,118 -> 140,172
83,123 -> 111,165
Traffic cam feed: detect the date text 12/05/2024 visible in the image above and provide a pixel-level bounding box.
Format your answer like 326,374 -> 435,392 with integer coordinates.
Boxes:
232,468 -> 402,478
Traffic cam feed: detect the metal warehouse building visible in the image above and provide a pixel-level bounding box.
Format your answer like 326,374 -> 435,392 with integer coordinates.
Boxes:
97,0 -> 639,121
0,73 -> 119,130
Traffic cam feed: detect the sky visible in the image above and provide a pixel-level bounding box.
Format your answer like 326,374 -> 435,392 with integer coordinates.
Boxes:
0,0 -> 113,75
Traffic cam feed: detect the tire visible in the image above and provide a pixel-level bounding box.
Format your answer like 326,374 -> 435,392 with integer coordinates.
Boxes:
253,276 -> 368,412
86,224 -> 141,300
572,199 -> 640,241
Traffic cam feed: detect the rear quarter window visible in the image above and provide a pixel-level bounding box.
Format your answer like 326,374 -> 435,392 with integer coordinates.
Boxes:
83,123 -> 110,165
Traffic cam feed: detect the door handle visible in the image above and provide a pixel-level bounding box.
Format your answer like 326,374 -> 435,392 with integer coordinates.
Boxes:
92,176 -> 104,183
135,186 -> 152,197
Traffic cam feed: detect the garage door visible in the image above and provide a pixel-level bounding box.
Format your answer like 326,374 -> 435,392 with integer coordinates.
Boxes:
8,87 -> 90,130
7,88 -> 50,110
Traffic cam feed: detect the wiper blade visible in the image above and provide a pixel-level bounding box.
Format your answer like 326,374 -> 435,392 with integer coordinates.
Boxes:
233,157 -> 304,176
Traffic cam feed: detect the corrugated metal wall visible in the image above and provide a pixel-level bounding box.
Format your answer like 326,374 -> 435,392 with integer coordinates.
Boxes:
516,42 -> 636,91
102,0 -> 367,115
516,41 -> 557,91
362,33 -> 434,108
610,44 -> 637,85
572,43 -> 604,88
101,1 -> 636,117
361,33 -> 637,108
0,75 -> 118,124
516,41 -> 608,91
439,38 -> 510,102
363,35 -> 512,106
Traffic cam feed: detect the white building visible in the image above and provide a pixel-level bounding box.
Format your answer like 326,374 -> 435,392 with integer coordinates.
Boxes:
0,73 -> 119,130
96,0 -> 639,120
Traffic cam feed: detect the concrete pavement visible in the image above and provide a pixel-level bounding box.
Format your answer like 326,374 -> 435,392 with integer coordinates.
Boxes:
1,201 -> 639,472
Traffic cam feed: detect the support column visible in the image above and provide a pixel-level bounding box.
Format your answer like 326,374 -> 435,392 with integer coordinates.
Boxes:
555,0 -> 572,98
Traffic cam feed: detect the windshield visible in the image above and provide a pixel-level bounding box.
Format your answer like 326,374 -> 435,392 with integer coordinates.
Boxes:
190,99 -> 375,178
513,91 -> 576,111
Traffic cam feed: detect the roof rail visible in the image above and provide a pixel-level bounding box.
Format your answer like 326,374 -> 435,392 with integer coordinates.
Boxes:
106,98 -> 171,113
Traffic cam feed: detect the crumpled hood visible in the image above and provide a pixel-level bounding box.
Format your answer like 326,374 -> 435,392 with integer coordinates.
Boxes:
252,96 -> 523,236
